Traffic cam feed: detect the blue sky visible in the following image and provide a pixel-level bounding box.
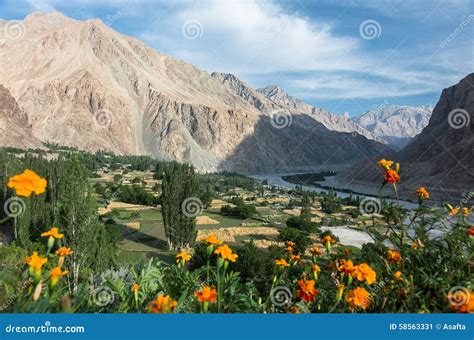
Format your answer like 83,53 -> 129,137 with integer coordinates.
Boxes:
0,0 -> 472,115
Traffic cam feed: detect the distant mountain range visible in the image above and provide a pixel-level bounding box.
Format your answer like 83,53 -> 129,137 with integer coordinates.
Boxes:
353,104 -> 433,150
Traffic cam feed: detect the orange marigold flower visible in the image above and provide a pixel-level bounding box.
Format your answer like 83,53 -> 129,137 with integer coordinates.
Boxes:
195,285 -> 217,303
447,290 -> 474,314
131,283 -> 140,293
394,271 -> 403,281
25,251 -> 48,271
345,287 -> 371,310
448,207 -> 460,216
285,245 -> 294,253
290,306 -> 301,314
387,250 -> 401,263
148,294 -> 177,313
310,245 -> 323,256
274,258 -> 290,268
468,226 -> 474,237
41,227 -> 64,239
50,266 -> 69,279
7,169 -> 47,197
383,169 -> 400,184
290,254 -> 301,264
321,235 -> 335,244
204,234 -> 222,246
176,250 -> 192,263
353,263 -> 377,285
378,159 -> 394,170
55,247 -> 73,257
338,259 -> 355,275
415,187 -> 429,199
297,279 -> 318,302
214,244 -> 238,262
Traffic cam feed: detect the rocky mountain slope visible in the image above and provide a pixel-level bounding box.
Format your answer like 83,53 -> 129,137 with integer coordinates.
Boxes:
257,85 -> 381,142
352,105 -> 432,150
396,73 -> 473,195
343,73 -> 473,200
0,12 -> 389,173
0,84 -> 44,150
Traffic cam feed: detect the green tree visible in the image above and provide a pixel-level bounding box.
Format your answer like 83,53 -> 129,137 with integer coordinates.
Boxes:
160,162 -> 199,250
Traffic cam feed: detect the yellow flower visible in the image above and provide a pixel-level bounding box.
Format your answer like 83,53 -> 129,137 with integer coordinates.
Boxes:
286,241 -> 295,247
415,187 -> 429,199
378,159 -> 394,170
50,266 -> 69,279
274,258 -> 290,268
353,263 -> 376,285
49,266 -> 68,289
25,251 -> 48,271
345,287 -> 371,310
55,247 -> 73,257
131,283 -> 140,293
311,264 -> 321,279
394,271 -> 403,281
148,294 -> 177,313
214,244 -> 238,262
462,207 -> 471,217
204,234 -> 222,246
7,169 -> 47,197
41,227 -> 64,239
176,250 -> 192,263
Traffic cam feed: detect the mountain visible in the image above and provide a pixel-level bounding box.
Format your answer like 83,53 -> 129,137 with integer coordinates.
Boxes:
0,12 -> 389,173
257,85 -> 381,142
395,73 -> 473,195
0,84 -> 44,150
352,105 -> 433,150
343,74 -> 473,200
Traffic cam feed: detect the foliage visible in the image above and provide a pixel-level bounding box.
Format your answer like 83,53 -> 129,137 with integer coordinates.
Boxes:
160,162 -> 199,250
